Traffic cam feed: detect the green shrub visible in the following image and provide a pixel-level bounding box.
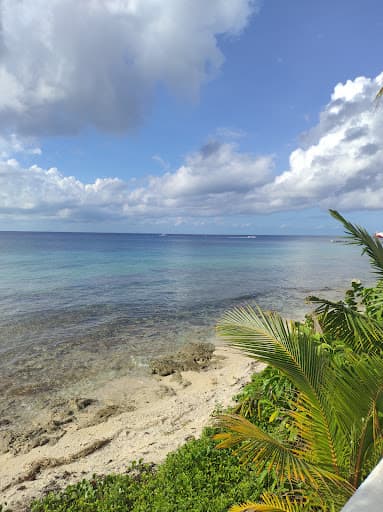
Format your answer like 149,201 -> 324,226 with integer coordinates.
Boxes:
31,433 -> 265,512
31,461 -> 154,512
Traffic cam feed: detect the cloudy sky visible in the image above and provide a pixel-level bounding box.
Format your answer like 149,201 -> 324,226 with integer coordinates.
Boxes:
0,0 -> 383,234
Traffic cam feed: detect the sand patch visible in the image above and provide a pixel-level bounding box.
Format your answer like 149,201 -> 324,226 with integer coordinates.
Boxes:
0,345 -> 263,511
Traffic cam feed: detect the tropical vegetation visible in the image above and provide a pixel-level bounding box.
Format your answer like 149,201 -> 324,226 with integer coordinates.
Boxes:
215,210 -> 383,511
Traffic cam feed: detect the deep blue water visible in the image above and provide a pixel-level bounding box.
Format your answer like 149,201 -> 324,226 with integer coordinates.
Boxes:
0,231 -> 374,422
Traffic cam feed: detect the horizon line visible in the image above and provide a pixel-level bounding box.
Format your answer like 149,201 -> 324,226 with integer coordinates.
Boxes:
0,229 -> 338,237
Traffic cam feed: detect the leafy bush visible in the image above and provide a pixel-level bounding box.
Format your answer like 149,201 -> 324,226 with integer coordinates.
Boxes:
233,366 -> 296,433
31,433 -> 266,512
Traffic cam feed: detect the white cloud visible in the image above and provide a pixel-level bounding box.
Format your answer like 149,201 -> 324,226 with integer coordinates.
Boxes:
0,0 -> 255,135
0,141 -> 273,222
1,72 -> 383,227
260,72 -> 383,212
0,134 -> 41,158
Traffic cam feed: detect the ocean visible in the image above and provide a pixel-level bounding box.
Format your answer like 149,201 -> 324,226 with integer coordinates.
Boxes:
0,231 -> 373,425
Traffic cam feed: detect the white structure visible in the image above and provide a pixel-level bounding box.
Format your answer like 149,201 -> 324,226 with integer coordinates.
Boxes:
341,459 -> 383,511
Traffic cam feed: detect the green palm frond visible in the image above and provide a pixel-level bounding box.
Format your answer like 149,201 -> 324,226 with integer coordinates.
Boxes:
329,210 -> 383,278
361,282 -> 383,320
217,306 -> 340,470
229,492 -> 334,511
217,306 -> 328,404
308,295 -> 383,353
229,496 -> 300,512
215,413 -> 352,494
331,353 -> 383,486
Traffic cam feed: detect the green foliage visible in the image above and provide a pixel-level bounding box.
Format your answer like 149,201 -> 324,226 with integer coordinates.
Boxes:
31,433 -> 265,512
215,210 -> 383,511
31,461 -> 154,512
329,209 -> 383,278
233,366 -> 298,442
216,305 -> 383,508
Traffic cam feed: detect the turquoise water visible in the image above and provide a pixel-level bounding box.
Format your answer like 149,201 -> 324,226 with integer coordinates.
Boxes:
0,232 -> 373,424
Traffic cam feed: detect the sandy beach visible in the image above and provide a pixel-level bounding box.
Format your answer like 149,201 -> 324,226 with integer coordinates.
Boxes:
1,344 -> 262,511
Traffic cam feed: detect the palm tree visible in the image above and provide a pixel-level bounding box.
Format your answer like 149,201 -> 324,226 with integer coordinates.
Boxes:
307,210 -> 383,354
215,211 -> 383,511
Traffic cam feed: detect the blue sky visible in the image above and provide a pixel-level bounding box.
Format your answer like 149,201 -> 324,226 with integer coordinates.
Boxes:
0,0 -> 383,234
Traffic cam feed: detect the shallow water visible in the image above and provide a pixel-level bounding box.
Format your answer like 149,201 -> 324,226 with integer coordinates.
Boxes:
0,232 -> 374,426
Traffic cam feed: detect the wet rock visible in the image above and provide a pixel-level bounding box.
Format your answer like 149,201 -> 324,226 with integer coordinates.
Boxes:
3,425 -> 66,455
73,397 -> 97,410
178,342 -> 215,370
151,357 -> 181,376
82,404 -> 123,428
50,412 -> 75,428
0,430 -> 14,453
150,342 -> 215,376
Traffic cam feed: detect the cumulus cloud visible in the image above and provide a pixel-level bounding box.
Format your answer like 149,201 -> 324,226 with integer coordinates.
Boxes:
261,72 -> 383,212
0,141 -> 273,222
1,72 -> 383,226
0,0 -> 255,135
0,158 -> 131,222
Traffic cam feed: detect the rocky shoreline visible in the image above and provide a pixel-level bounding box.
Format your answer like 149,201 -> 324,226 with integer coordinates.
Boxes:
1,343 -> 262,511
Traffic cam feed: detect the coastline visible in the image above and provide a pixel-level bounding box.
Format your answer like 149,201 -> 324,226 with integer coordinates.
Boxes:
1,344 -> 263,511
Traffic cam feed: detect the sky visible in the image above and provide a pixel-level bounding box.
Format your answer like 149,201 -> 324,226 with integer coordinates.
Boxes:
0,0 -> 383,234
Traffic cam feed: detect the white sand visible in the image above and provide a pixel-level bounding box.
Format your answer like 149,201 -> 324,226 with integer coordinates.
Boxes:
1,345 -> 263,511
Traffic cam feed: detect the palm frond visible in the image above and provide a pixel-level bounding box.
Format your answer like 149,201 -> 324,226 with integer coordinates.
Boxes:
217,306 -> 328,404
229,491 -> 337,511
331,353 -> 383,486
308,295 -> 383,353
215,413 -> 352,494
361,282 -> 383,320
217,306 -> 342,471
229,495 -> 301,512
329,210 -> 383,278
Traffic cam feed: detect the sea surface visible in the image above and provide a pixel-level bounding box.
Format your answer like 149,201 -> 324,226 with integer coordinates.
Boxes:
0,232 -> 374,425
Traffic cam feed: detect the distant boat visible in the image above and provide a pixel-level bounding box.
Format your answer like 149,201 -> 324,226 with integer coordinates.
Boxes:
375,232 -> 383,239
159,233 -> 167,237
247,235 -> 257,239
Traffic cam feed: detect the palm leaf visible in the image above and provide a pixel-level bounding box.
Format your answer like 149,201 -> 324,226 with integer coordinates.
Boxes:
215,413 -> 352,494
329,210 -> 383,278
217,306 -> 341,471
330,353 -> 383,486
308,295 -> 383,353
229,495 -> 301,512
217,306 -> 327,404
229,491 -> 338,511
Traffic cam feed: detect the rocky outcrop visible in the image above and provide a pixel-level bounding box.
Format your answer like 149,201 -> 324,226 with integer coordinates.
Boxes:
150,342 -> 215,376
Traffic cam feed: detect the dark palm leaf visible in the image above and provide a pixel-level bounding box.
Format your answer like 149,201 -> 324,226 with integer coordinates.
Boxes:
329,210 -> 383,278
307,295 -> 383,353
